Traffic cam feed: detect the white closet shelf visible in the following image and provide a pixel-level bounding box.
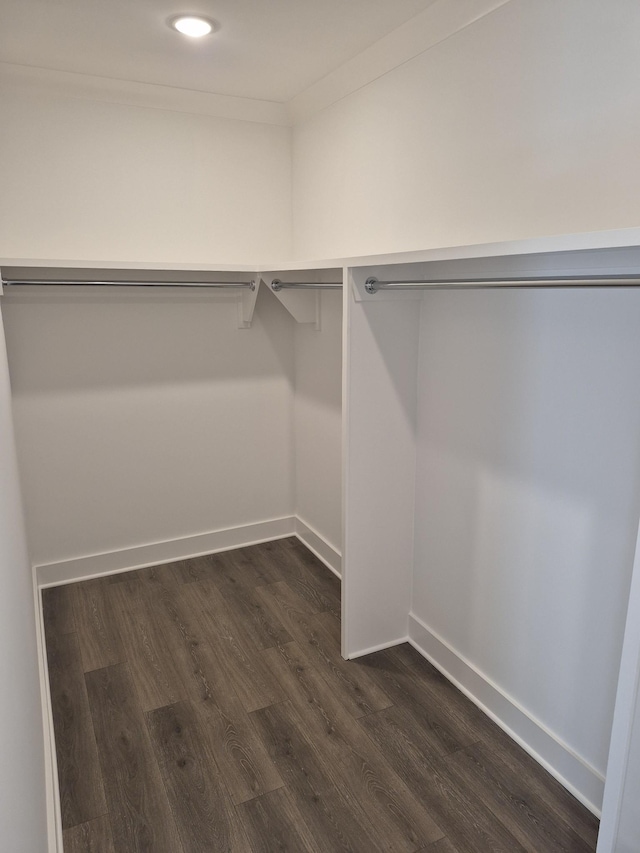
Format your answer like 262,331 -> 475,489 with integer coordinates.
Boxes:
4,224 -> 640,279
264,224 -> 640,275
3,227 -> 640,326
0,259 -> 261,273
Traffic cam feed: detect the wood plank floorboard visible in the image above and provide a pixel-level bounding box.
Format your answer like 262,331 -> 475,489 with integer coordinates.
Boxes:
195,549 -> 276,595
466,722 -> 601,850
258,581 -> 392,717
360,702 -> 533,853
421,839 -> 460,852
261,639 -> 444,850
263,538 -> 342,618
42,583 -> 76,641
106,581 -> 187,712
445,742 -> 594,852
389,643 -> 526,749
235,786 -> 321,852
217,581 -> 293,650
43,538 -> 600,852
62,815 -> 115,853
72,579 -> 124,672
145,571 -> 284,804
178,578 -> 284,712
227,543 -> 288,587
251,699 -> 387,853
85,663 -> 184,853
146,700 -> 250,851
46,631 -> 107,829
171,554 -> 221,585
353,646 -> 484,756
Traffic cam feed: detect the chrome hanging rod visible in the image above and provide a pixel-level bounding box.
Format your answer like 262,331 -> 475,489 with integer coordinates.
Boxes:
364,274 -> 640,294
271,279 -> 342,292
1,278 -> 256,290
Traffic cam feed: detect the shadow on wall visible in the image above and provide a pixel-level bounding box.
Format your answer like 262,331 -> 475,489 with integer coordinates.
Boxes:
293,289 -> 342,410
412,287 -> 640,774
1,284 -> 295,394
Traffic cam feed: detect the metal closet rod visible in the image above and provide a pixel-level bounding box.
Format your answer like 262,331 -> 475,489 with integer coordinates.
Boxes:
271,279 -> 342,291
364,274 -> 640,293
1,278 -> 256,290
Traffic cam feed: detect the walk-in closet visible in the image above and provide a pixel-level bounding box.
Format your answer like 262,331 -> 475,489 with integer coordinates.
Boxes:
2,1 -> 640,851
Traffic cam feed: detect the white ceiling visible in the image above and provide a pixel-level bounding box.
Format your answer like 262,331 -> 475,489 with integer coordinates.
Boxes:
0,0 -> 438,102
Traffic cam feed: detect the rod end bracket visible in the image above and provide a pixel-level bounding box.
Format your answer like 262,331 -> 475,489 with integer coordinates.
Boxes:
365,276 -> 379,294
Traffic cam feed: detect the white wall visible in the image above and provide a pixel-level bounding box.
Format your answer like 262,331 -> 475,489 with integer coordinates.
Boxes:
0,304 -> 47,850
292,0 -> 640,259
2,286 -> 295,568
412,288 -> 640,791
0,78 -> 291,265
293,290 -> 342,554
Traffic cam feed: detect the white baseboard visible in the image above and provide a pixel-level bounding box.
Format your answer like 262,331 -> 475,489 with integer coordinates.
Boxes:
408,612 -> 604,816
35,516 -> 297,587
346,635 -> 408,659
294,516 -> 342,579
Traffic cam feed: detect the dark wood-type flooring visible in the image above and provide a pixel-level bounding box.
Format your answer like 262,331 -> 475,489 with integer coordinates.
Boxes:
43,537 -> 600,852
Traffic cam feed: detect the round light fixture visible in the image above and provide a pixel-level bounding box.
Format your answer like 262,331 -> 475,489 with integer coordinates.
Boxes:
169,15 -> 216,38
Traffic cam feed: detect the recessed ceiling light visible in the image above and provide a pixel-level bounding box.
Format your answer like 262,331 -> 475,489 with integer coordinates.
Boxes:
169,15 -> 217,38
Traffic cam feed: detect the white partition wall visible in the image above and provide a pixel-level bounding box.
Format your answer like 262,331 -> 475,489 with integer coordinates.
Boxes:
342,269 -> 421,657
342,248 -> 640,816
